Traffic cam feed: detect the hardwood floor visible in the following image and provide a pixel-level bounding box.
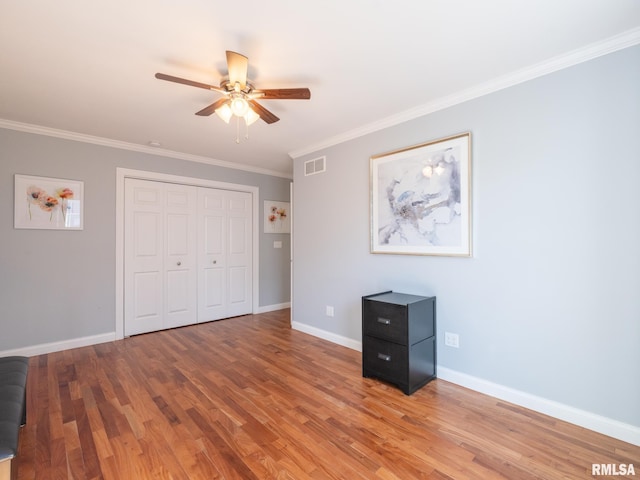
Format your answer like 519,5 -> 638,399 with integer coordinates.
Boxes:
16,309 -> 639,479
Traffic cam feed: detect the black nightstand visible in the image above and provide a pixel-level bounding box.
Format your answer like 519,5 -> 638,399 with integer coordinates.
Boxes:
362,291 -> 436,395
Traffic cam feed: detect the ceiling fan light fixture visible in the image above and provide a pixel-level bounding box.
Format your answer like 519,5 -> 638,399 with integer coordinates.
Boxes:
214,103 -> 232,123
244,108 -> 260,126
230,95 -> 250,117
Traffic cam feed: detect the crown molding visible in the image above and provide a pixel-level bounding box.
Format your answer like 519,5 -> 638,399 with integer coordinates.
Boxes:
0,119 -> 292,179
289,27 -> 640,159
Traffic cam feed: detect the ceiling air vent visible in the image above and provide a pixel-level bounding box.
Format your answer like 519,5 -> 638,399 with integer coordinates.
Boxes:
304,156 -> 326,176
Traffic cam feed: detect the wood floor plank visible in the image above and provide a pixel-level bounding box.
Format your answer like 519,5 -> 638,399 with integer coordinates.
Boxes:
14,309 -> 640,479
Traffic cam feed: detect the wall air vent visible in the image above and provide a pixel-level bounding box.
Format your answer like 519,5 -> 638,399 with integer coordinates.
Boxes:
304,156 -> 326,176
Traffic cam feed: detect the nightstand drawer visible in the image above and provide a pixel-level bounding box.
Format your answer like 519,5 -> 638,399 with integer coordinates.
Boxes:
363,300 -> 407,344
362,336 -> 408,384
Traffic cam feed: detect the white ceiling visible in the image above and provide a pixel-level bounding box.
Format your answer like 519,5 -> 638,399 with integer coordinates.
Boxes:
2,1 -> 640,177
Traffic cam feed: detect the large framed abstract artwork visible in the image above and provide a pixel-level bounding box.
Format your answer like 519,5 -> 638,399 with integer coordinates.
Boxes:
14,174 -> 84,230
370,132 -> 471,256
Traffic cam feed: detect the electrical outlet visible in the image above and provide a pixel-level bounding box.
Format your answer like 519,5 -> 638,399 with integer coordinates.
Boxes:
326,306 -> 334,317
444,332 -> 459,348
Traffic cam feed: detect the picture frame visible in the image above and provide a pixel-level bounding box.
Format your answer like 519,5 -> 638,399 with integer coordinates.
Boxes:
264,200 -> 290,233
14,174 -> 84,230
370,132 -> 471,256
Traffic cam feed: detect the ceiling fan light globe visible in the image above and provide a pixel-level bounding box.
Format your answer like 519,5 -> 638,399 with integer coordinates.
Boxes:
230,97 -> 249,117
245,108 -> 260,126
215,103 -> 233,123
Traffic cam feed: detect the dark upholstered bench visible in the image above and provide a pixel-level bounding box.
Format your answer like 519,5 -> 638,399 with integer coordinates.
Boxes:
0,356 -> 28,480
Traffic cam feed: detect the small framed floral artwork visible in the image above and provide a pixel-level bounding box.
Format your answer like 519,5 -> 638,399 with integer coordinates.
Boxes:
264,201 -> 290,233
14,174 -> 84,230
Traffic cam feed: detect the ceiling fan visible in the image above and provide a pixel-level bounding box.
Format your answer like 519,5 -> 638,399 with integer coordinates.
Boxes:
155,51 -> 311,127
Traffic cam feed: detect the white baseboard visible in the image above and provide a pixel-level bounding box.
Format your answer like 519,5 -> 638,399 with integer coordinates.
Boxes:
256,302 -> 291,314
291,321 -> 362,351
437,367 -> 640,447
290,322 -> 640,447
0,332 -> 116,358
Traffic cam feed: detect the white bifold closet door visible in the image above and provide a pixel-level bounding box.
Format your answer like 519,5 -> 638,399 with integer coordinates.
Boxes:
124,178 -> 252,336
197,188 -> 252,322
124,179 -> 197,335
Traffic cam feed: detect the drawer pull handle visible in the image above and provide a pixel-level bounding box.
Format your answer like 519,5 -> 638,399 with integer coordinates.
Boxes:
377,353 -> 391,362
377,317 -> 391,325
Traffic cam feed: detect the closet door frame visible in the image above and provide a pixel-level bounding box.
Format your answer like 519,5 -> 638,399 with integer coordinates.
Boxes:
115,168 -> 259,340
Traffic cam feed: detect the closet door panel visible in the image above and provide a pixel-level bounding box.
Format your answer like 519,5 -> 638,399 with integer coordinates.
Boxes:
204,216 -> 224,255
226,191 -> 252,317
166,270 -> 190,313
164,184 -> 197,329
128,272 -> 162,335
197,188 -> 227,321
229,266 -> 248,304
125,180 -> 164,336
197,188 -> 252,321
203,269 -> 224,308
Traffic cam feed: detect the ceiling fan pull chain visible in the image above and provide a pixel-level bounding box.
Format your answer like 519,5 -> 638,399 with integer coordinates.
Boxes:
235,116 -> 240,144
245,118 -> 250,141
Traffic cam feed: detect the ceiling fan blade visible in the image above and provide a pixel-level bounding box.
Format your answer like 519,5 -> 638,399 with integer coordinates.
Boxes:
253,88 -> 311,100
155,73 -> 225,93
249,100 -> 280,124
195,98 -> 229,116
226,51 -> 248,89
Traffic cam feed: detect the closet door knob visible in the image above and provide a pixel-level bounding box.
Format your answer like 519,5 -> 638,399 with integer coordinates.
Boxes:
212,260 -> 217,264
176,261 -> 181,266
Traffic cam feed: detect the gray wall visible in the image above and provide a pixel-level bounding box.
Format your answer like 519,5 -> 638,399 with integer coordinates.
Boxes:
0,130 -> 291,350
292,45 -> 640,427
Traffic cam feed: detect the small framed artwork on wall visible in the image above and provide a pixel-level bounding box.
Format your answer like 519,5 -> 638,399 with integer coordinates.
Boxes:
14,174 -> 84,230
264,200 -> 290,233
370,132 -> 471,256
